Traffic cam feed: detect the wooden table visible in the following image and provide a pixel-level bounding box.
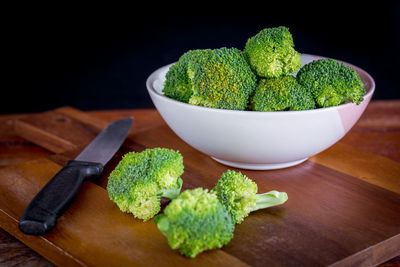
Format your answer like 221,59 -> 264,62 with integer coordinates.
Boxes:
0,101 -> 399,266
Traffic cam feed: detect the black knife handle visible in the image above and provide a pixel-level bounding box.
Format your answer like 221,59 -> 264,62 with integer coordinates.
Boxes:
19,160 -> 103,235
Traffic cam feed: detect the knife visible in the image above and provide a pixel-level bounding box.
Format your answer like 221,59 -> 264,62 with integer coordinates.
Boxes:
19,117 -> 133,235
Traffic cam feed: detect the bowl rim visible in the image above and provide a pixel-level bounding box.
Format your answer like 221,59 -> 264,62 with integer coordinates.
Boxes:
146,54 -> 375,115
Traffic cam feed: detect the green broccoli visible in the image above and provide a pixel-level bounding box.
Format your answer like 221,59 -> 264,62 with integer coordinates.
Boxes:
249,75 -> 315,111
155,188 -> 235,258
163,47 -> 257,110
296,58 -> 366,108
244,26 -> 301,78
211,170 -> 288,224
163,50 -> 201,103
107,148 -> 184,221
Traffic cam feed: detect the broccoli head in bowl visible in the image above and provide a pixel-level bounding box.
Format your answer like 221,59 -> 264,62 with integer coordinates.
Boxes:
296,58 -> 366,108
249,75 -> 315,111
244,26 -> 301,78
161,26 -> 367,112
163,47 -> 257,110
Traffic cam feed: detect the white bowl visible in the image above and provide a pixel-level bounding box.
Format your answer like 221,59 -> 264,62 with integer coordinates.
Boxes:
146,54 -> 375,170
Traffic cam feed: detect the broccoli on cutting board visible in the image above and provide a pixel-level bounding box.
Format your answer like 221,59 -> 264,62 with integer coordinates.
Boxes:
155,188 -> 235,258
107,147 -> 288,258
107,148 -> 184,221
212,170 -> 288,224
154,170 -> 288,258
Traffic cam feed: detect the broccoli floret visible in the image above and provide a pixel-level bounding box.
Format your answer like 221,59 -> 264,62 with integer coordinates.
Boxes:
249,75 -> 315,111
244,26 -> 301,78
163,48 -> 257,110
212,170 -> 288,224
155,188 -> 234,258
107,148 -> 184,221
296,58 -> 366,108
163,50 -> 200,103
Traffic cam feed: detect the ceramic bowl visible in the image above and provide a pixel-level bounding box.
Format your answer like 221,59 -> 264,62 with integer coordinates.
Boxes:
146,54 -> 375,170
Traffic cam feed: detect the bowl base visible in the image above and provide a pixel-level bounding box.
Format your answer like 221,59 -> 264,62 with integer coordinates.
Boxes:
211,157 -> 308,170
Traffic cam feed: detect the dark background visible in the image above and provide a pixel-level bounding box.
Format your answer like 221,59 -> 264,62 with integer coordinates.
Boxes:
4,3 -> 400,114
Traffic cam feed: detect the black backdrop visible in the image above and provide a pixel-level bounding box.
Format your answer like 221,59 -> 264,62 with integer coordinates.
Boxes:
4,3 -> 400,114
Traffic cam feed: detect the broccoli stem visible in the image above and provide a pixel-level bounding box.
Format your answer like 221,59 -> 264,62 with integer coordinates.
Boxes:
252,190 -> 288,212
154,214 -> 168,229
160,177 -> 183,199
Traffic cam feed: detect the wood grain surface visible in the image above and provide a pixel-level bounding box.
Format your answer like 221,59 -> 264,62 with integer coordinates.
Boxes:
0,101 -> 399,266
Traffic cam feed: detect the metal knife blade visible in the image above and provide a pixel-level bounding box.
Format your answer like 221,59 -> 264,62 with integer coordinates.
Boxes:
75,118 -> 133,165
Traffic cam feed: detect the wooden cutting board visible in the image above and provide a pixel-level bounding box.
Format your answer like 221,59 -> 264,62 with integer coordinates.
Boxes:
0,106 -> 399,266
